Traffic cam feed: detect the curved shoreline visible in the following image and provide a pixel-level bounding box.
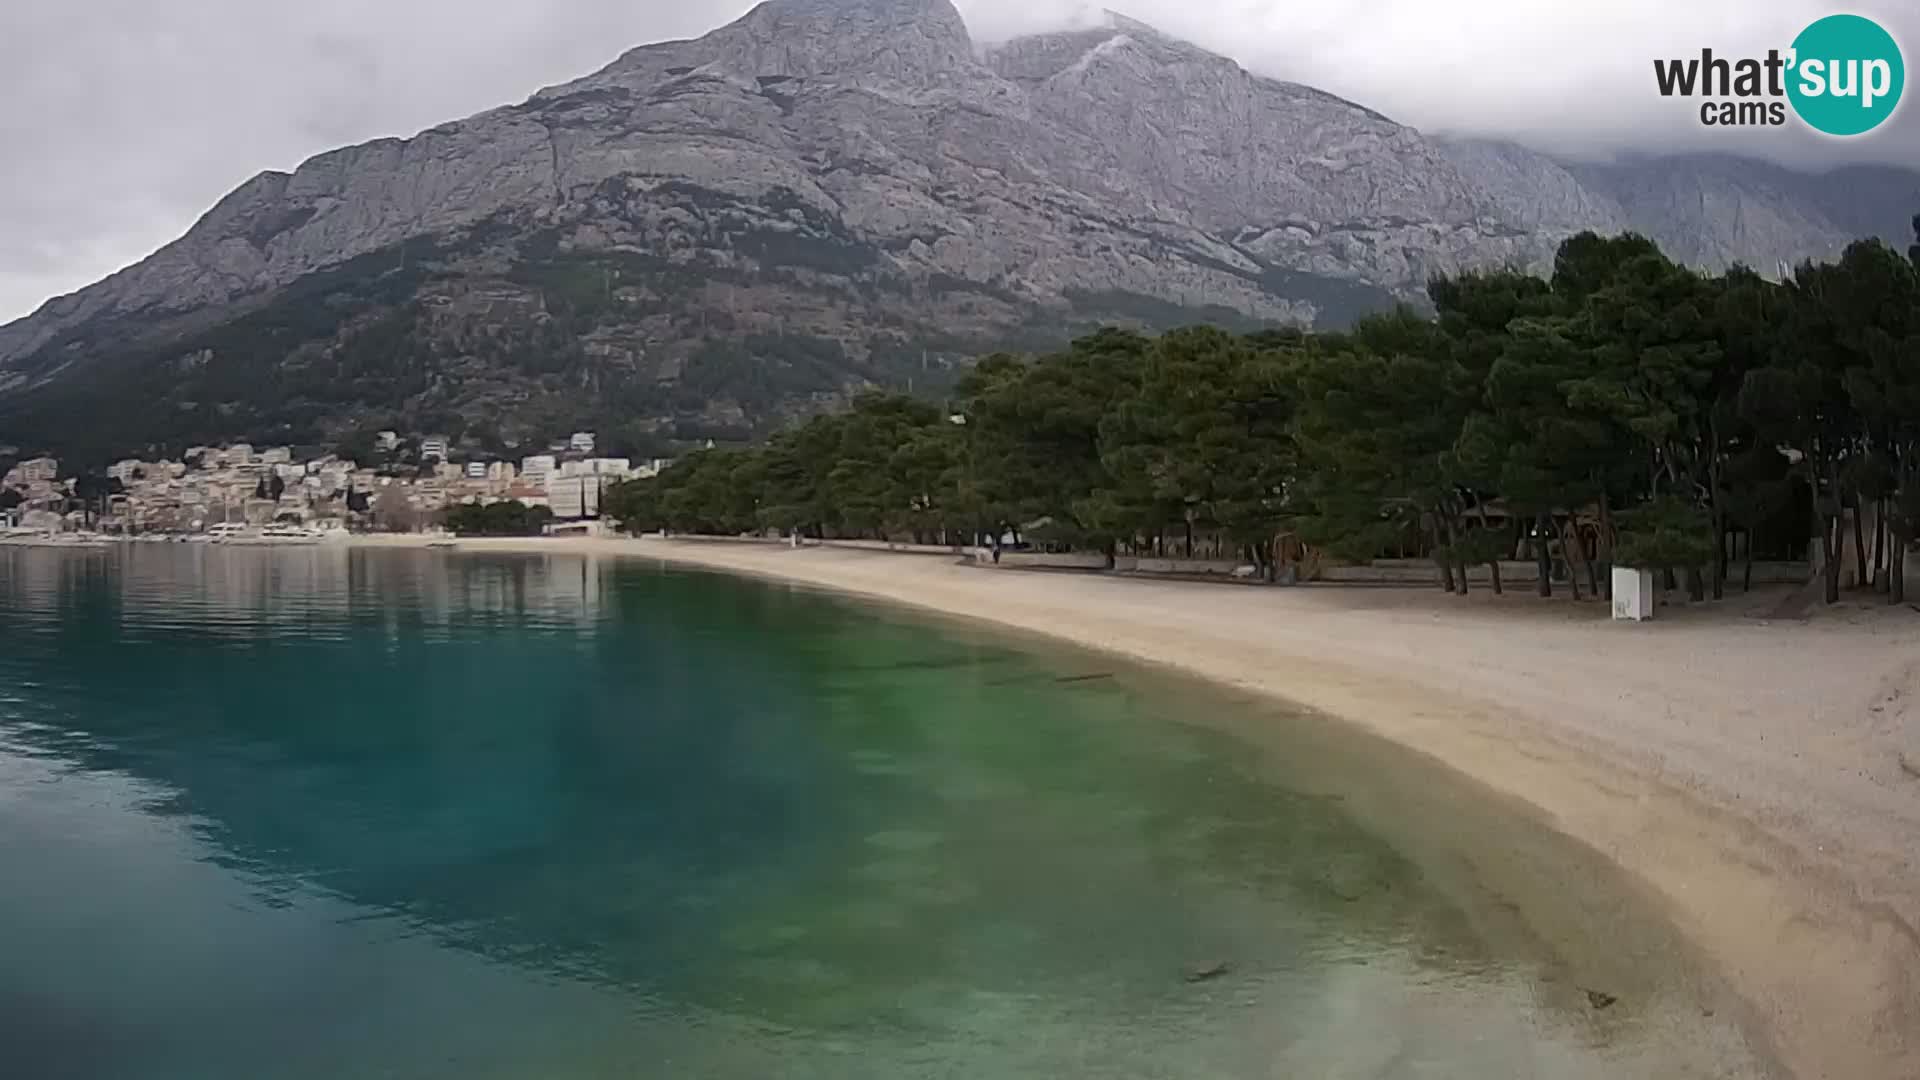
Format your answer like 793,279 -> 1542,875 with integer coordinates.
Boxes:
355,534 -> 1920,1078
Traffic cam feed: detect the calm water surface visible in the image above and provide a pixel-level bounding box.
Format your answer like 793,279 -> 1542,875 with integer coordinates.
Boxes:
0,546 -> 1770,1078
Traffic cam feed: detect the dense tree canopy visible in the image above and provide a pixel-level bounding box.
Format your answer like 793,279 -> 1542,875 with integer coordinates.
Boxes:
608,229 -> 1920,606
444,500 -> 554,537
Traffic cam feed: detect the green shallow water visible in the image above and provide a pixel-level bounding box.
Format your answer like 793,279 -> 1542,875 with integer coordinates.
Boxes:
0,546 -> 1771,1078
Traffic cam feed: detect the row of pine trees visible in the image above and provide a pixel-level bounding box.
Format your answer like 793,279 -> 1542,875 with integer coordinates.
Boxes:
608,226 -> 1920,605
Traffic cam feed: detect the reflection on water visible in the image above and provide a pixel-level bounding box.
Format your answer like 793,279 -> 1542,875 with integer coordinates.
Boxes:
0,546 -> 1772,1079
0,542 -> 612,635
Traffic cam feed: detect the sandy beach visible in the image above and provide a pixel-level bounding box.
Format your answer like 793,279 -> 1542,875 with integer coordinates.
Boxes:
355,533 -> 1920,1078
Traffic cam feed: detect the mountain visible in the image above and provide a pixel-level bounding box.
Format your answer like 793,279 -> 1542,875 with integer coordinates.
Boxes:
2,0 -> 1914,462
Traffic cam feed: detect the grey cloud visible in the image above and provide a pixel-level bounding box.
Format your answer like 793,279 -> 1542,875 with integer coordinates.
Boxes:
961,0 -> 1918,165
1,0 -> 1914,323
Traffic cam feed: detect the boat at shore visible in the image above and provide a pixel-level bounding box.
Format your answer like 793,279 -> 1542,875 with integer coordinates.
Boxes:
0,529 -> 112,548
208,523 -> 330,546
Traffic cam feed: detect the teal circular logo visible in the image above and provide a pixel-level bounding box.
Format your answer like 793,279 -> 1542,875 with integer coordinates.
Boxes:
1787,14 -> 1905,136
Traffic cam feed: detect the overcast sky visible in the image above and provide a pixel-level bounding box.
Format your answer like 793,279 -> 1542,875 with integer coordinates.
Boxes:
2,0 -> 1914,324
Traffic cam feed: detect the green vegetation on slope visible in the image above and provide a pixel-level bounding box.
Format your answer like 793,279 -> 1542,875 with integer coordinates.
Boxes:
0,177 -> 1411,464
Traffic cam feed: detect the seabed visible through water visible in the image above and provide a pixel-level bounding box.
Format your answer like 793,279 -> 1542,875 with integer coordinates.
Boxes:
0,545 -> 1776,1078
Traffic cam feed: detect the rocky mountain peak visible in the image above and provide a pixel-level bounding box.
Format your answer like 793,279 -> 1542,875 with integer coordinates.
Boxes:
980,10 -> 1200,83
712,0 -> 976,83
1,0 -> 1912,463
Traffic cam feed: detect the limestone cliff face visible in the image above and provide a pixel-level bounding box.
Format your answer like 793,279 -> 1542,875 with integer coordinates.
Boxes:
1435,140 -> 1908,276
0,0 -> 1911,456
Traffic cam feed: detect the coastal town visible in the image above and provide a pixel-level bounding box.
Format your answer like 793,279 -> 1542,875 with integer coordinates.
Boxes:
0,431 -> 671,540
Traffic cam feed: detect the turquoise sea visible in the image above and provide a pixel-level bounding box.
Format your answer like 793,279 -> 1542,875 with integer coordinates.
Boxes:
0,546 -> 1772,1078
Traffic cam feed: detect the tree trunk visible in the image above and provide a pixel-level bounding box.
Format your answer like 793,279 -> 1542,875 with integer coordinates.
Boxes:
1898,460 -> 1915,604
1872,498 -> 1889,593
1444,512 -> 1469,595
1429,515 -> 1455,593
1597,489 -> 1615,601
1708,440 -> 1726,601
1535,514 -> 1553,599
1893,531 -> 1907,604
1563,520 -> 1595,601
1555,520 -> 1587,601
1473,500 -> 1503,595
1711,518 -> 1726,601
1821,459 -> 1844,605
1823,514 -> 1842,605
1852,501 -> 1870,591
1686,565 -> 1705,602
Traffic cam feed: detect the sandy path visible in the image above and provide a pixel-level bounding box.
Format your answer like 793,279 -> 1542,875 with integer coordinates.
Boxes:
356,534 -> 1920,1078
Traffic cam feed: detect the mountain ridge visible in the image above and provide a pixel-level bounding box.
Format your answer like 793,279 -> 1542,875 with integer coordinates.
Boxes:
1,0 -> 1914,460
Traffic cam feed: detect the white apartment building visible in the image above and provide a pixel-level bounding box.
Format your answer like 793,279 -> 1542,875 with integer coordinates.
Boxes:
520,455 -> 557,488
569,431 -> 597,453
4,457 -> 59,487
465,461 -> 488,479
312,468 -> 348,495
547,475 -> 601,519
584,457 -> 632,478
420,435 -> 450,461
